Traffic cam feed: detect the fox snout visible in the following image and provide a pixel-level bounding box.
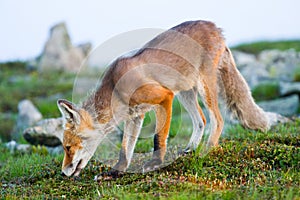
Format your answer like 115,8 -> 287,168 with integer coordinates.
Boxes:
62,159 -> 83,177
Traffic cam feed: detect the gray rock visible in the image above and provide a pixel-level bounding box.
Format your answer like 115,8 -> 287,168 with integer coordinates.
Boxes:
5,140 -> 17,153
23,118 -> 64,147
77,42 -> 92,57
265,112 -> 290,127
279,82 -> 300,96
232,50 -> 257,68
47,146 -> 64,155
5,140 -> 32,154
258,49 -> 300,81
16,144 -> 32,153
12,100 -> 42,140
38,22 -> 91,72
239,62 -> 270,88
258,95 -> 299,116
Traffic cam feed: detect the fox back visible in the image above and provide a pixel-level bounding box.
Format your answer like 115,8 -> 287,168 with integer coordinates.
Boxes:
57,20 -> 269,177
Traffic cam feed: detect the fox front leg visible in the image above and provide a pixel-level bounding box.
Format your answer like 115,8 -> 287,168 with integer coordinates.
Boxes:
113,115 -> 144,172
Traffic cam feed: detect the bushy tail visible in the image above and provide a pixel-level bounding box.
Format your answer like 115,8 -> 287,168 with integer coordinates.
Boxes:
218,47 -> 270,131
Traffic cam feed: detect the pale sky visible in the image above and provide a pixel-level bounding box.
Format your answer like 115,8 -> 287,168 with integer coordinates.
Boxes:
0,0 -> 299,61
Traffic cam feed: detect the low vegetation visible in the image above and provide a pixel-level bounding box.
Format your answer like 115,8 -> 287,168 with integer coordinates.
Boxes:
231,40 -> 300,55
0,119 -> 299,199
252,82 -> 280,101
0,61 -> 74,141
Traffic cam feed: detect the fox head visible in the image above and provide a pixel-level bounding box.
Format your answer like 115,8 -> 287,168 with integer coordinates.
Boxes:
57,99 -> 100,177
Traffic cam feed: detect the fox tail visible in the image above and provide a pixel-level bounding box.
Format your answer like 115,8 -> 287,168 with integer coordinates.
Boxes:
218,47 -> 270,131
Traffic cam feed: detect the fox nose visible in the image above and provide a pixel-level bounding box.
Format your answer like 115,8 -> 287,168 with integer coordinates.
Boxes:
61,171 -> 66,177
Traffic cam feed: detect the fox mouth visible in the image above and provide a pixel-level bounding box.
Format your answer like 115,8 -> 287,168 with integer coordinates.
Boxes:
71,159 -> 83,176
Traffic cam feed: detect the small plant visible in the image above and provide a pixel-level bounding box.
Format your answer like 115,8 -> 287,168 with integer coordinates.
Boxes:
293,66 -> 300,82
252,82 -> 280,101
231,40 -> 300,55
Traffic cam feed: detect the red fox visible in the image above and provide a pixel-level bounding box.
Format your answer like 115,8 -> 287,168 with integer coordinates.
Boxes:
57,20 -> 270,177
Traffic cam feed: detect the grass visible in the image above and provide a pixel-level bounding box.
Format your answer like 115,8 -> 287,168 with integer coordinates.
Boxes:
231,40 -> 300,55
0,119 -> 299,199
0,61 -> 74,141
251,82 -> 280,101
293,67 -> 300,82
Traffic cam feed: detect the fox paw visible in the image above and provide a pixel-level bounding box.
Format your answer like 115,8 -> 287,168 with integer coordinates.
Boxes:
94,169 -> 125,181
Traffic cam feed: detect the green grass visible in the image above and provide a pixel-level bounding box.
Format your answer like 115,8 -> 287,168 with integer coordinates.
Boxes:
0,61 -> 74,141
231,40 -> 300,55
0,119 -> 299,199
252,82 -> 280,101
293,67 -> 300,82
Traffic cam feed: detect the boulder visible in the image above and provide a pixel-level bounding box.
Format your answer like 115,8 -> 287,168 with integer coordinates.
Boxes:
239,62 -> 270,88
47,146 -> 64,155
232,50 -> 257,68
38,22 -> 91,72
258,49 -> 300,81
258,95 -> 299,116
12,100 -> 42,140
23,118 -> 64,147
265,112 -> 290,127
279,82 -> 300,96
77,42 -> 92,57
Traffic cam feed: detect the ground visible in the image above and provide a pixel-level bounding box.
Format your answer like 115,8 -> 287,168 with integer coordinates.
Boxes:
0,120 -> 299,199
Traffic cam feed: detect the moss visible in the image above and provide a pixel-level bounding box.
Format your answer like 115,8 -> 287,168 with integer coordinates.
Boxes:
252,82 -> 280,101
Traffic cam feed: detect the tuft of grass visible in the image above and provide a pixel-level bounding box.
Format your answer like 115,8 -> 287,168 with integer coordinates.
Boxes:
231,40 -> 300,55
293,66 -> 300,82
252,82 -> 280,101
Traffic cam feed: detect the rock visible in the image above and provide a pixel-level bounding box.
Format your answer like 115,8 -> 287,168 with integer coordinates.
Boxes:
258,49 -> 300,81
279,82 -> 300,96
77,42 -> 92,57
232,50 -> 257,68
265,112 -> 290,127
37,22 -> 91,72
23,118 -> 64,147
5,140 -> 17,153
5,140 -> 32,154
16,144 -> 32,153
258,95 -> 299,116
47,146 -> 64,155
12,100 -> 42,140
239,62 -> 270,88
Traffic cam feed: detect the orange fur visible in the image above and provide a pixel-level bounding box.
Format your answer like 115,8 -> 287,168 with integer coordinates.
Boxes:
58,20 -> 270,176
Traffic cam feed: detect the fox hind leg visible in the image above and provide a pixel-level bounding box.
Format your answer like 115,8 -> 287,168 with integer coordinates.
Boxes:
199,79 -> 224,148
177,88 -> 206,153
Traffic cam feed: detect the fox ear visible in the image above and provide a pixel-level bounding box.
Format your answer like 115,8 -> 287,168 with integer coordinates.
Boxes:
57,99 -> 81,125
